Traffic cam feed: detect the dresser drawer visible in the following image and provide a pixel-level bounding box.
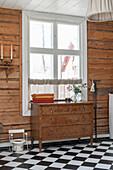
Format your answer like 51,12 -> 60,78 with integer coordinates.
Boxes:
42,124 -> 92,140
42,113 -> 91,127
42,105 -> 81,115
41,104 -> 92,115
80,104 -> 92,113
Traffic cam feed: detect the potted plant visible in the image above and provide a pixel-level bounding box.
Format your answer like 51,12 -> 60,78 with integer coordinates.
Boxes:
67,84 -> 82,102
72,84 -> 82,102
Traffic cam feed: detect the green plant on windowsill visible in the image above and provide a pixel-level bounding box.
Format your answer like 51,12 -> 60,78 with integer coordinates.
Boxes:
67,83 -> 87,102
72,84 -> 82,94
67,84 -> 82,102
67,84 -> 82,94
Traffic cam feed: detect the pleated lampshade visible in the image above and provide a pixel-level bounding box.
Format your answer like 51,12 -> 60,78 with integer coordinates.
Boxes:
86,0 -> 113,22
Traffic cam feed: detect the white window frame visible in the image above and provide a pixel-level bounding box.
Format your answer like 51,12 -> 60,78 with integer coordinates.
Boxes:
22,10 -> 87,116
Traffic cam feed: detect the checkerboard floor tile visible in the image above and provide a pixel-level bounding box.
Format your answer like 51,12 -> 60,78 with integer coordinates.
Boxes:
0,140 -> 113,169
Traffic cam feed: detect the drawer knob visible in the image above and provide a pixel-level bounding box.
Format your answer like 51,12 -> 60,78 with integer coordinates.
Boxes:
82,116 -> 85,120
50,118 -> 53,122
82,128 -> 85,133
83,106 -> 85,112
50,129 -> 53,135
50,108 -> 53,113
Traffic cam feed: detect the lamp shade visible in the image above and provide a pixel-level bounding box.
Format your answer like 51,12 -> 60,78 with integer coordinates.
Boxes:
86,0 -> 113,22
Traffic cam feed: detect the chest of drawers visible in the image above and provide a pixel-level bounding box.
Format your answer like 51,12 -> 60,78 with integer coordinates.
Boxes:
31,101 -> 93,152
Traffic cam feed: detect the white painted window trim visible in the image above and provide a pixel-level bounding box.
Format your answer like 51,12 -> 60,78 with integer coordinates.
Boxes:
22,10 -> 87,116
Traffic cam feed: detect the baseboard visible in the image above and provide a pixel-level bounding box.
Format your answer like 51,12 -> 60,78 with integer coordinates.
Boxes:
0,134 -> 110,149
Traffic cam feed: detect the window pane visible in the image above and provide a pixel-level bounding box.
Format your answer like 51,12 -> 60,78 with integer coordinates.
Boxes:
30,20 -> 53,48
30,84 -> 55,100
30,84 -> 73,101
30,84 -> 75,101
30,53 -> 53,79
58,24 -> 79,50
58,55 -> 79,79
58,84 -> 73,99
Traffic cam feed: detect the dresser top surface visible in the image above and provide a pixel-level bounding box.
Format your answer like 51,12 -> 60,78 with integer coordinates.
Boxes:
31,100 -> 94,106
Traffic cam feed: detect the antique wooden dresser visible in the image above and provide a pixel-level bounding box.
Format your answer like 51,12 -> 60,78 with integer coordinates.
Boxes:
31,101 -> 94,152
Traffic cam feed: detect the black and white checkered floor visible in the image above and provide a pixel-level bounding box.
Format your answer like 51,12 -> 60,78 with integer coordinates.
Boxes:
0,140 -> 113,169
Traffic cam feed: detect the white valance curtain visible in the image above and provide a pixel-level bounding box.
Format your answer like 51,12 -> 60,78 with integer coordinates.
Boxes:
86,0 -> 113,22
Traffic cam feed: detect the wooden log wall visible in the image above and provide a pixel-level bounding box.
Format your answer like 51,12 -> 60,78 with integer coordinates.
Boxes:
87,21 -> 113,135
0,8 -> 112,143
0,8 -> 30,142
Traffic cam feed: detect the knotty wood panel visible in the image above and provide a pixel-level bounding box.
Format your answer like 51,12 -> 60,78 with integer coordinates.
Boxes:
0,90 -> 19,96
0,115 -> 30,125
88,30 -> 113,42
0,96 -> 19,103
88,49 -> 113,59
88,41 -> 113,50
0,14 -> 19,23
0,80 -> 20,89
0,23 -> 19,35
0,69 -> 19,79
0,46 -> 19,58
88,23 -> 113,32
89,94 -> 109,101
0,8 -> 31,143
87,21 -> 113,135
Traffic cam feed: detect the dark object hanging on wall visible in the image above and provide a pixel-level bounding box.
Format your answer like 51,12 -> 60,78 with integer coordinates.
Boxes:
90,79 -> 100,140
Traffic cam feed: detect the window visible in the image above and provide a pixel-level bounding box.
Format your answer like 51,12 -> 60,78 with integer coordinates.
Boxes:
22,11 -> 87,116
29,20 -> 81,100
30,21 -> 53,48
58,55 -> 79,79
58,24 -> 79,50
30,53 -> 53,79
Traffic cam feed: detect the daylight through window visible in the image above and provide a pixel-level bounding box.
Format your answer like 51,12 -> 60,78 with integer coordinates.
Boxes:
29,20 -> 81,100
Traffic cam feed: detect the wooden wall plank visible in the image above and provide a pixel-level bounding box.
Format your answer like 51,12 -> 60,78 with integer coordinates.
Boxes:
0,90 -> 19,96
0,108 -> 19,112
88,94 -> 109,101
88,41 -> 113,50
88,30 -> 113,42
0,41 -> 19,46
88,49 -> 113,59
88,63 -> 113,69
0,115 -> 30,125
0,14 -> 19,23
88,58 -> 113,64
88,80 -> 113,86
0,58 -> 20,65
0,36 -> 19,44
96,113 -> 109,119
0,8 -> 21,14
0,96 -> 19,103
0,69 -> 19,79
88,23 -> 113,31
87,21 -> 113,135
88,73 -> 113,80
89,69 -> 113,75
97,118 -> 109,126
0,103 -> 19,109
0,8 -> 30,143
0,45 -> 19,58
3,124 -> 31,133
0,81 -> 19,89
0,23 -> 19,35
96,101 -> 109,108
